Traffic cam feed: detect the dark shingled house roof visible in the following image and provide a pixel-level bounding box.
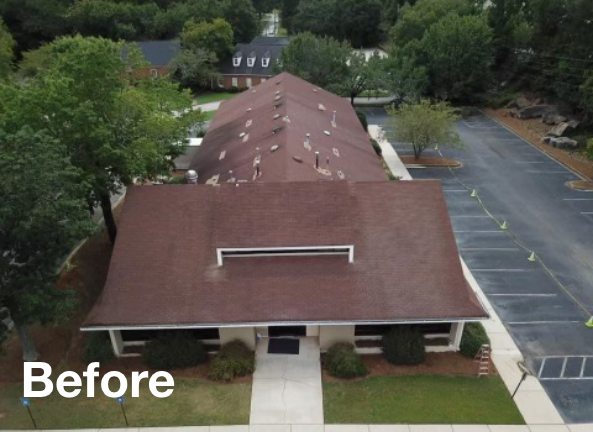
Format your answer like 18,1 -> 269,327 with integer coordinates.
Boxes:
134,40 -> 180,67
219,37 -> 289,77
83,181 -> 487,329
190,72 -> 387,184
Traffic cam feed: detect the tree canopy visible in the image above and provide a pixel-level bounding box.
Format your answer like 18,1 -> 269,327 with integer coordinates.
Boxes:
0,128 -> 96,360
0,17 -> 15,78
1,36 -> 201,243
387,99 -> 462,159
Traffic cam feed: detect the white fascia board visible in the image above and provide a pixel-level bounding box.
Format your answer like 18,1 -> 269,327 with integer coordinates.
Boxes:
81,316 -> 487,332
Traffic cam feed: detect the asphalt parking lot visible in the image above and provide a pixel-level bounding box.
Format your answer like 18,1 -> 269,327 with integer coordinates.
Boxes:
364,107 -> 593,423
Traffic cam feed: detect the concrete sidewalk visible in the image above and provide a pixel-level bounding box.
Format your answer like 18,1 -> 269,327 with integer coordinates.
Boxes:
368,125 -> 412,180
250,338 -> 323,425
193,101 -> 223,112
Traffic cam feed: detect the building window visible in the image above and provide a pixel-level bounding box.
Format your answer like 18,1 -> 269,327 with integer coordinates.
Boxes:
150,69 -> 158,79
232,52 -> 242,67
247,52 -> 256,68
246,77 -> 252,88
231,77 -> 238,88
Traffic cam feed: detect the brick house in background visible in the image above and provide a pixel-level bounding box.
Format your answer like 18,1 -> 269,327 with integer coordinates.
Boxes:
218,36 -> 289,89
130,40 -> 180,79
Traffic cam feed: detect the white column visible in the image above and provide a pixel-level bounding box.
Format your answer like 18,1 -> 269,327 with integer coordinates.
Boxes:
449,322 -> 465,350
108,330 -> 124,357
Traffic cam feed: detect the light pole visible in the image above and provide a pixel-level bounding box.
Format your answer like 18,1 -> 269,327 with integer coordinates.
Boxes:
115,396 -> 129,426
512,361 -> 532,399
20,397 -> 37,429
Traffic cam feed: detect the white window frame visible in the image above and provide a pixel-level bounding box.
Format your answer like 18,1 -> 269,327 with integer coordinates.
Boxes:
246,77 -> 252,88
216,245 -> 354,266
247,53 -> 256,68
150,68 -> 158,79
231,77 -> 238,87
232,54 -> 242,67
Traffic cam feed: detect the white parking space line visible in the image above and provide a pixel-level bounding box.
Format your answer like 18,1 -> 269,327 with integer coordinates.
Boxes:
489,293 -> 557,297
563,198 -> 593,201
525,170 -> 569,174
443,189 -> 468,192
581,212 -> 593,215
454,230 -> 505,233
471,269 -> 533,272
514,161 -> 549,164
450,215 -> 490,218
459,247 -> 520,251
509,320 -> 583,325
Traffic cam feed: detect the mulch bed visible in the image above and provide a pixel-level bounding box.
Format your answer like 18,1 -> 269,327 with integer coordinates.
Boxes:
484,108 -> 593,180
323,352 -> 489,382
400,156 -> 461,168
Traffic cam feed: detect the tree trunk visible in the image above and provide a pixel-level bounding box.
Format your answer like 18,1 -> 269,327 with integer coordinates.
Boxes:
99,192 -> 117,244
15,321 -> 38,362
413,145 -> 421,160
351,93 -> 355,105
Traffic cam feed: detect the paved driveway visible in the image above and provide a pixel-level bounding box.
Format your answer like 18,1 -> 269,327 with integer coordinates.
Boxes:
368,107 -> 593,423
250,337 -> 323,425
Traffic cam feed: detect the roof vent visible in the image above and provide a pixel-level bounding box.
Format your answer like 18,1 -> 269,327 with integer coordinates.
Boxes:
252,89 -> 256,93
247,51 -> 256,68
275,90 -> 281,95
293,156 -> 303,163
246,119 -> 252,127
270,144 -> 279,152
206,174 -> 220,185
337,170 -> 345,180
324,130 -> 331,136
246,107 -> 252,112
304,133 -> 311,151
312,88 -> 317,92
333,148 -> 340,157
318,104 -> 326,111
274,102 -> 282,109
232,52 -> 242,67
242,133 -> 250,143
239,132 -> 246,138
274,95 -> 281,101
275,80 -> 282,85
272,126 -> 283,134
219,150 -> 226,160
184,170 -> 198,184
273,113 -> 280,120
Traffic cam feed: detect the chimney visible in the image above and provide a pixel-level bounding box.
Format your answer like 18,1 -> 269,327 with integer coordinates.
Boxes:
315,151 -> 320,169
306,133 -> 310,147
326,156 -> 330,166
255,162 -> 260,177
332,110 -> 336,123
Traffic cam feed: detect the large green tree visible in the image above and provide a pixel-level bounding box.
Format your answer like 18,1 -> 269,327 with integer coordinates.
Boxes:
389,0 -> 480,48
0,127 -> 96,361
418,13 -> 494,100
387,99 -> 462,159
181,18 -> 234,60
276,32 -> 351,93
1,36 -> 200,243
0,17 -> 15,78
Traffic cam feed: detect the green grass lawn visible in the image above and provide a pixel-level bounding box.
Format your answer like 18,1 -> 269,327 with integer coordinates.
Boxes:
324,375 -> 525,424
195,92 -> 237,104
0,377 -> 250,429
202,110 -> 217,121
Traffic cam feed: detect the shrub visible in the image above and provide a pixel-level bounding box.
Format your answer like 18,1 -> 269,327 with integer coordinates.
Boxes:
371,139 -> 382,156
228,86 -> 241,93
324,342 -> 367,378
83,332 -> 115,365
208,339 -> 255,381
143,331 -> 207,369
355,109 -> 368,132
459,322 -> 490,358
387,172 -> 400,181
382,326 -> 425,365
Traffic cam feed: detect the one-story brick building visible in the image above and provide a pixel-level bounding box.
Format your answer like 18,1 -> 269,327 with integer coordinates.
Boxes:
82,73 -> 487,356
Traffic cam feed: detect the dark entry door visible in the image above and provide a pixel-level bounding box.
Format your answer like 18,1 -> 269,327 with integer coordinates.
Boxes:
268,326 -> 307,337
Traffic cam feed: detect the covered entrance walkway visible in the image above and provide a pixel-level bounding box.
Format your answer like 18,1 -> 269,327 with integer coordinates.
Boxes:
249,337 -> 323,424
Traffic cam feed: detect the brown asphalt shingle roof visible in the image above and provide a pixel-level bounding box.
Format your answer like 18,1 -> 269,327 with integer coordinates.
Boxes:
83,181 -> 487,328
190,72 -> 387,184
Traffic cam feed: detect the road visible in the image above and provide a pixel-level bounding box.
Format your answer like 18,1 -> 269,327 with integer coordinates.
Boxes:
364,107 -> 593,423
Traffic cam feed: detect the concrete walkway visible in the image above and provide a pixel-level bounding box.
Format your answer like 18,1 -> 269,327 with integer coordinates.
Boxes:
368,125 -> 412,180
250,337 -> 323,425
193,101 -> 223,112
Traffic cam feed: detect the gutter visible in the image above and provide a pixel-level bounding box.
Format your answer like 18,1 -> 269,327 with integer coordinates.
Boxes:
81,316 -> 488,332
